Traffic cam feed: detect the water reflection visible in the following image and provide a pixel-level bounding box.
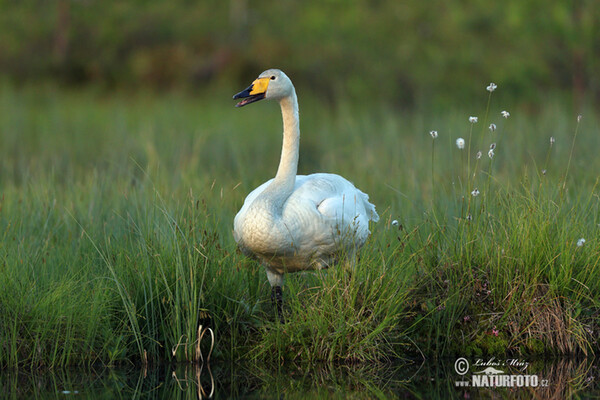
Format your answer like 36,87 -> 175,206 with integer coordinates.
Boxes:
411,357 -> 599,399
1,358 -> 598,399
171,363 -> 215,399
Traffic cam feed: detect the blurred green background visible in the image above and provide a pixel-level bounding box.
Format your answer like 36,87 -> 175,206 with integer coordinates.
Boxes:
1,0 -> 598,108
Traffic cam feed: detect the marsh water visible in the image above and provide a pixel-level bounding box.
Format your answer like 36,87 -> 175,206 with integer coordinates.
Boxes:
3,358 -> 598,399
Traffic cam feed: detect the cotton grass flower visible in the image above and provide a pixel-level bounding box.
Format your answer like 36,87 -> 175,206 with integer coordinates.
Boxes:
489,123 -> 496,132
476,151 -> 482,159
577,114 -> 582,123
456,138 -> 465,149
550,136 -> 555,146
471,188 -> 480,197
430,130 -> 438,139
392,220 -> 399,227
469,116 -> 478,123
490,143 -> 496,150
486,83 -> 497,92
501,110 -> 510,118
488,149 -> 495,159
577,238 -> 586,247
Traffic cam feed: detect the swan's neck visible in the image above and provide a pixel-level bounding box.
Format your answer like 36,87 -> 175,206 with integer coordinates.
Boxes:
270,91 -> 299,196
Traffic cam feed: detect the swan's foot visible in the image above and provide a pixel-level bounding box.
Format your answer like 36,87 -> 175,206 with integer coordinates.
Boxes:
271,286 -> 285,323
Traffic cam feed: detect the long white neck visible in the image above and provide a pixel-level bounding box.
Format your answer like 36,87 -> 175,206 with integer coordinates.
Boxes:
269,90 -> 300,196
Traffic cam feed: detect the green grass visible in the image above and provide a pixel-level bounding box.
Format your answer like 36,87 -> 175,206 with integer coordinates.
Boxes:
0,83 -> 599,369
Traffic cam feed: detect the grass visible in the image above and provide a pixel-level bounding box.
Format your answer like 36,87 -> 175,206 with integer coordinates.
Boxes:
0,82 -> 599,369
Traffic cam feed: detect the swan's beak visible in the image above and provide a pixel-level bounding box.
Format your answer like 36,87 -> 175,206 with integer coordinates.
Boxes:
233,77 -> 269,107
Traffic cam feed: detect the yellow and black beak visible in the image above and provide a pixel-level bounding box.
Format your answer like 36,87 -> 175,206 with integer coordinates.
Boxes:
233,77 -> 270,107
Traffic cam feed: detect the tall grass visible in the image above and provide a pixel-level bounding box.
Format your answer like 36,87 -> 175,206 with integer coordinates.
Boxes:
0,83 -> 598,369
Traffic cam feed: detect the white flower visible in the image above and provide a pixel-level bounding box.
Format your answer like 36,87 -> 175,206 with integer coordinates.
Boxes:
466,214 -> 473,221
550,136 -> 555,146
469,116 -> 478,123
577,114 -> 582,123
577,238 -> 586,247
392,220 -> 399,227
471,188 -> 480,197
488,149 -> 494,159
486,83 -> 497,92
542,169 -> 547,175
430,130 -> 438,139
476,151 -> 482,159
490,142 -> 496,150
489,123 -> 496,132
501,110 -> 510,118
456,138 -> 465,149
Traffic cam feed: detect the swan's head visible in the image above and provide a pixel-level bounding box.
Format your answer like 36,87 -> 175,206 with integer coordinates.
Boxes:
233,69 -> 294,107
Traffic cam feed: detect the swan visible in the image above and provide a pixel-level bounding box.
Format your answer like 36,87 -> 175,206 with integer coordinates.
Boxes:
232,69 -> 379,320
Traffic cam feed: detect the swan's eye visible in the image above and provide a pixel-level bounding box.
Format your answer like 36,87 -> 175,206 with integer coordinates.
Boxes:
270,76 -> 276,80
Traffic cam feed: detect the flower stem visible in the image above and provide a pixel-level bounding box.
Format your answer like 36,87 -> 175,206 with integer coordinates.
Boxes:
561,116 -> 581,199
431,138 -> 435,203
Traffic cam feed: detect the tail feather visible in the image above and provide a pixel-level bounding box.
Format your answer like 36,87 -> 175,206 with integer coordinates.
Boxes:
359,191 -> 379,223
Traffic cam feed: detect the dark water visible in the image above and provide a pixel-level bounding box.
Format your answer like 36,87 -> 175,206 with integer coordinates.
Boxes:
2,358 -> 598,399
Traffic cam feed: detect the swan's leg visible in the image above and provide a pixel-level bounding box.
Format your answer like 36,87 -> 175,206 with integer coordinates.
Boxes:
271,286 -> 284,323
266,269 -> 285,323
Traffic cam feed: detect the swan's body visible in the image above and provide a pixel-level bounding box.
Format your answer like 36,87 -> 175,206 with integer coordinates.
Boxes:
232,69 -> 378,315
234,173 -> 376,273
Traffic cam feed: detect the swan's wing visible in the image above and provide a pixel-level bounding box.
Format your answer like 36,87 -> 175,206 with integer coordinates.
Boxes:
287,173 -> 379,249
294,174 -> 378,221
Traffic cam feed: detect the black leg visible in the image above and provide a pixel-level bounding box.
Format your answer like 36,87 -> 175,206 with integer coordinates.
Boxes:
271,286 -> 285,323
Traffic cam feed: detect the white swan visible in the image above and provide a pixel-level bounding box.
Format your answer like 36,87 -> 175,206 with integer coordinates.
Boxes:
232,69 -> 379,318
